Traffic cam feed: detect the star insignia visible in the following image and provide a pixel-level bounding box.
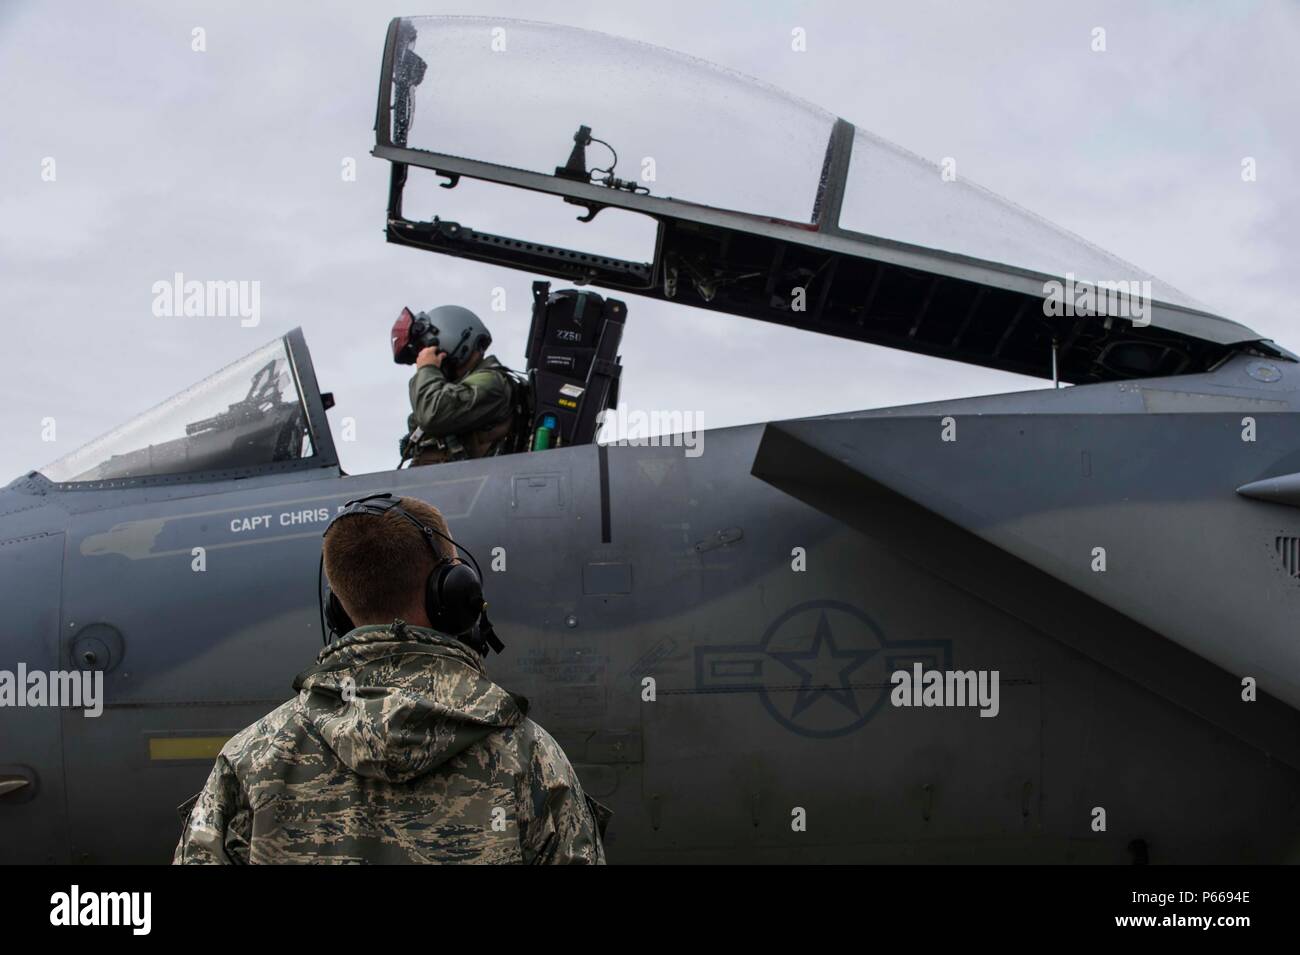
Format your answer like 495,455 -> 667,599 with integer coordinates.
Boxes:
768,611 -> 876,717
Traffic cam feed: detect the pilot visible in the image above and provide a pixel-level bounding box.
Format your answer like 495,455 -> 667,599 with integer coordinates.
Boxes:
394,305 -> 517,466
173,494 -> 608,864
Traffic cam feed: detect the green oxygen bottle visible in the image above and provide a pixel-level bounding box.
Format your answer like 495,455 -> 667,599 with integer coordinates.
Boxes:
533,414 -> 558,451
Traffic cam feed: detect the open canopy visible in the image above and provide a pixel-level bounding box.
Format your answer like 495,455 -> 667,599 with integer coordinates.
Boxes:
389,17 -> 836,226
373,16 -> 1289,383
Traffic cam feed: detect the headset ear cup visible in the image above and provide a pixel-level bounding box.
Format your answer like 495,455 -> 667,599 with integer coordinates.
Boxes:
426,562 -> 484,635
324,591 -> 354,639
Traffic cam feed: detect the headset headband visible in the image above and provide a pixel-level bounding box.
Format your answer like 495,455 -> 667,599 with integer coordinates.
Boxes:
327,492 -> 484,578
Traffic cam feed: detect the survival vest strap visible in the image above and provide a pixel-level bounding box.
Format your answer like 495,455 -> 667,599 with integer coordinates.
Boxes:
498,366 -> 533,455
452,364 -> 529,460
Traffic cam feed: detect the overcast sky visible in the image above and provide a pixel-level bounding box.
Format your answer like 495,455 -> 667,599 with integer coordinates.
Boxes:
2,0 -> 1297,480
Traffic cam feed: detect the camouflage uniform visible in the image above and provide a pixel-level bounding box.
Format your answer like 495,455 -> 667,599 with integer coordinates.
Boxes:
173,622 -> 609,864
406,355 -> 515,466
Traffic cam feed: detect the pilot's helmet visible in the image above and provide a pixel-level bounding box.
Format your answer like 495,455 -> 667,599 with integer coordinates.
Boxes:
392,304 -> 492,367
421,305 -> 492,367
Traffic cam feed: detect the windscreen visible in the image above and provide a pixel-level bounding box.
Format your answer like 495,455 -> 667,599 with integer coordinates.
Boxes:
40,337 -> 314,483
838,128 -> 1203,311
389,16 -> 837,223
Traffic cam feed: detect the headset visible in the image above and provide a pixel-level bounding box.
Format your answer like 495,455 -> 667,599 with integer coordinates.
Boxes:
317,492 -> 504,655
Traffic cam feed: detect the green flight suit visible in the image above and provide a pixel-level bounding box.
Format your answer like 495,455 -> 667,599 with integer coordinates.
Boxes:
406,355 -> 514,464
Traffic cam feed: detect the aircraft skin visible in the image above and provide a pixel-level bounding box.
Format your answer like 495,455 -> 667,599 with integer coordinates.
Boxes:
4,345 -> 1300,864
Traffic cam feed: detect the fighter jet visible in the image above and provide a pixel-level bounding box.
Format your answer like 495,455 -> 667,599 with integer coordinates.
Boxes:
3,16 -> 1300,864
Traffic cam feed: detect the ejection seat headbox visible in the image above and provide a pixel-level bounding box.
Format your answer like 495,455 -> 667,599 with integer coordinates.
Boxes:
525,281 -> 625,449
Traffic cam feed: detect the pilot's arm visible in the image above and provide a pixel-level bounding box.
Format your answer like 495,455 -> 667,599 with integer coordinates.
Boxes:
516,721 -> 610,865
408,363 -> 512,437
172,755 -> 252,865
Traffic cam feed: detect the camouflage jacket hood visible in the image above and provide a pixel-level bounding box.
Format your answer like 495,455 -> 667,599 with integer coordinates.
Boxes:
292,621 -> 527,784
